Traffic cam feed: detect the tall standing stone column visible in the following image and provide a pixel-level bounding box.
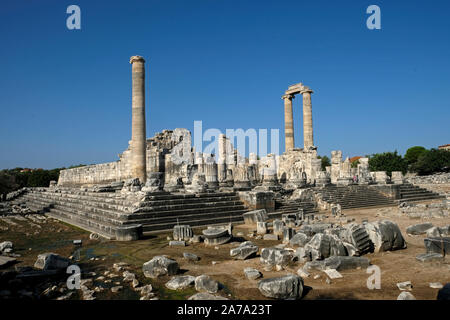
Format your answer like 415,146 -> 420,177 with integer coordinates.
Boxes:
282,94 -> 295,152
130,56 -> 147,183
300,87 -> 314,149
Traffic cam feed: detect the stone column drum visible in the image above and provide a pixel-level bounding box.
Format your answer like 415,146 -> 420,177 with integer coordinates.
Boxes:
300,88 -> 314,149
282,94 -> 295,151
130,56 -> 147,183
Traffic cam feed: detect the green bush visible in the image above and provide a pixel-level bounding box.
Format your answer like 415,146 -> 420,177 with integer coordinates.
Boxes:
317,155 -> 331,171
412,149 -> 450,175
404,146 -> 427,166
368,151 -> 407,177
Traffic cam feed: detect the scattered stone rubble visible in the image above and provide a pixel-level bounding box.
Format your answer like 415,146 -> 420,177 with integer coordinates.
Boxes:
405,173 -> 450,185
399,201 -> 449,219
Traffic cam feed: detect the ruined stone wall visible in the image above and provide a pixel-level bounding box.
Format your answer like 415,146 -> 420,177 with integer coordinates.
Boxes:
57,161 -> 133,187
58,129 -> 181,187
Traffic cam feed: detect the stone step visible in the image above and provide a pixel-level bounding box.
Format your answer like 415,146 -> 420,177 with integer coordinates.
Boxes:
128,208 -> 248,227
139,195 -> 241,206
142,214 -> 244,233
46,208 -> 117,239
135,199 -> 244,213
396,195 -> 445,203
24,192 -> 133,212
143,192 -> 237,201
126,204 -> 246,220
12,188 -> 251,239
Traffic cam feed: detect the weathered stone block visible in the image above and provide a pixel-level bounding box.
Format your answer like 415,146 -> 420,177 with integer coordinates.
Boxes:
406,222 -> 433,235
424,237 -> 450,255
257,222 -> 268,235
165,275 -> 196,290
143,256 -> 179,278
34,253 -> 70,271
258,274 -> 303,299
260,247 -> 293,267
243,209 -> 269,225
230,241 -> 259,260
364,220 -> 406,253
195,275 -> 219,294
115,224 -> 142,241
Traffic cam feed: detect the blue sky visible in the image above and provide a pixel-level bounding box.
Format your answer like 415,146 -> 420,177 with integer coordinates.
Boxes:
0,0 -> 449,169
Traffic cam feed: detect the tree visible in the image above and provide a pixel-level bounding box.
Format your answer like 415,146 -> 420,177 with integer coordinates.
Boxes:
317,155 -> 331,171
404,146 -> 427,166
368,151 -> 407,177
412,149 -> 450,175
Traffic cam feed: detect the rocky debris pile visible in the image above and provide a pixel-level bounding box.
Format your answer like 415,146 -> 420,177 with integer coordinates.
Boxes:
3,203 -> 33,215
304,233 -> 347,260
141,173 -> 164,193
0,251 -> 77,299
143,256 -> 179,278
405,172 -> 450,185
5,188 -> 27,201
412,222 -> 450,261
89,181 -> 124,193
260,247 -> 294,268
121,178 -> 142,193
399,201 -> 449,219
302,256 -> 370,272
230,241 -> 258,260
258,274 -> 304,299
0,203 -> 11,215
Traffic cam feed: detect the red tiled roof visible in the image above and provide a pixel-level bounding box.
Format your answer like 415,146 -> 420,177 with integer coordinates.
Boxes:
349,156 -> 362,163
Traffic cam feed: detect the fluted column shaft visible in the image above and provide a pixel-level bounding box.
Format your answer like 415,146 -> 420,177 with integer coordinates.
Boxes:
301,89 -> 313,148
130,56 -> 147,183
282,94 -> 295,151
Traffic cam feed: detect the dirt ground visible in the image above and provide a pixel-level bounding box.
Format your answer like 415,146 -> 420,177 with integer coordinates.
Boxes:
1,200 -> 449,300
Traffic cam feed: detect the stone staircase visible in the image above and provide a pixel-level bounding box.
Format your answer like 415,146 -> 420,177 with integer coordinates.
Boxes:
272,199 -> 319,219
11,188 -> 249,238
314,185 -> 395,210
126,192 -> 248,233
397,183 -> 445,203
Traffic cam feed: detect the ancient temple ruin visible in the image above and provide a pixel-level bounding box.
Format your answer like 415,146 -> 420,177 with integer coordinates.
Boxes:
8,56 -> 444,240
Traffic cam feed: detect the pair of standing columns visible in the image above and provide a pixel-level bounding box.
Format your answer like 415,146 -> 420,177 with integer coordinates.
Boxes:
282,88 -> 314,151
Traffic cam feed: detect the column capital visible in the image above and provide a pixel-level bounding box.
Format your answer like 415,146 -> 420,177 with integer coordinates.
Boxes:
130,55 -> 146,64
281,94 -> 295,100
300,87 -> 313,95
